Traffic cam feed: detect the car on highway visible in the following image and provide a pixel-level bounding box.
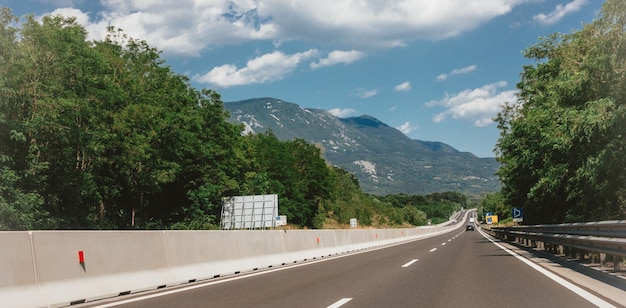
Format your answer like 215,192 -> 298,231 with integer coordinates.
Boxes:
466,224 -> 474,231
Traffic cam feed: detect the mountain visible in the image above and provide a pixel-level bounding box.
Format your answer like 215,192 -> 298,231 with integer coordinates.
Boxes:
224,97 -> 500,196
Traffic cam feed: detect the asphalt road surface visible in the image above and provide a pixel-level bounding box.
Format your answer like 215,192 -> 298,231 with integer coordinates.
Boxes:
87,220 -> 621,308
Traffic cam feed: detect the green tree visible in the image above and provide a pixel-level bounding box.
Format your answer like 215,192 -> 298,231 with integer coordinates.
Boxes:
402,206 -> 428,226
479,192 -> 508,221
495,0 -> 626,223
244,132 -> 333,227
0,8 -> 53,230
94,28 -> 246,229
0,11 -> 248,230
0,11 -> 112,229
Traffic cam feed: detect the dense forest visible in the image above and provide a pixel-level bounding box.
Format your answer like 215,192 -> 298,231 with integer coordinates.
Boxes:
493,0 -> 626,224
0,8 -> 468,230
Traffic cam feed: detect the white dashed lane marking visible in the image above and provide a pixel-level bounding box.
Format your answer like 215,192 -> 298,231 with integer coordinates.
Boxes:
402,259 -> 418,268
327,298 -> 353,308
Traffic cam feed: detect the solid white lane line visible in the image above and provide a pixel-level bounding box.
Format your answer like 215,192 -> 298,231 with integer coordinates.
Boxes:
429,248 -> 437,252
479,229 -> 616,308
327,298 -> 353,308
402,259 -> 418,268
92,254 -> 352,307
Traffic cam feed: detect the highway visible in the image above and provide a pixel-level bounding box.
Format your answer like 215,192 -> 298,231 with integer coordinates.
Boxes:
86,216 -> 621,308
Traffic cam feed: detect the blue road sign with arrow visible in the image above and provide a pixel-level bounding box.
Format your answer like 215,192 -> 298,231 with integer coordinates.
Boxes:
512,208 -> 523,222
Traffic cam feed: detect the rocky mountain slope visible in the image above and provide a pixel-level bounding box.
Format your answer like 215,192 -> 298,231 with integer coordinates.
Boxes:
225,97 -> 500,196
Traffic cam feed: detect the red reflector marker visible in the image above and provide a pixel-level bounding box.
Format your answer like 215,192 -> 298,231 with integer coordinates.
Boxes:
78,251 -> 84,263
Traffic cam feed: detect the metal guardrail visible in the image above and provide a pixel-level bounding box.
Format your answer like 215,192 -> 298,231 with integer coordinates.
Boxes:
484,220 -> 626,258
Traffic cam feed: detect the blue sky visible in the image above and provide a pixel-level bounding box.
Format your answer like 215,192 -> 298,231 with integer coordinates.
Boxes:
4,0 -> 603,157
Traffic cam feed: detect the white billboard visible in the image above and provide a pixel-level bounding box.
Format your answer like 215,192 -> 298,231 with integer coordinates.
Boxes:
220,194 -> 278,230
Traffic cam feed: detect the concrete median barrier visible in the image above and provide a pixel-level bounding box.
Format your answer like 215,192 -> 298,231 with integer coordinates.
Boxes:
0,232 -> 47,308
31,231 -> 175,306
1,213 -> 465,307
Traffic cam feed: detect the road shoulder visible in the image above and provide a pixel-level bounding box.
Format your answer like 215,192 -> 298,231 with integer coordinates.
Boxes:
488,233 -> 626,307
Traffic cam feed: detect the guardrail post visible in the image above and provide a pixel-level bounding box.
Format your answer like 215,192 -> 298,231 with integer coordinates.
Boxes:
579,250 -> 587,262
589,252 -> 594,264
565,246 -> 574,258
614,256 -> 622,272
600,253 -> 606,269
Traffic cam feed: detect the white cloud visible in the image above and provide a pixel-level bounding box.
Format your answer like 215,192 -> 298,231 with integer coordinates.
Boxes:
43,0 -> 529,56
396,121 -> 417,134
393,81 -> 411,92
47,0 -> 280,56
328,108 -> 357,118
258,0 -> 523,47
310,50 -> 365,69
193,49 -> 317,87
47,8 -> 91,25
426,81 -> 518,127
451,64 -> 477,75
533,0 -> 588,26
436,74 -> 448,81
436,64 -> 476,82
354,88 -> 379,98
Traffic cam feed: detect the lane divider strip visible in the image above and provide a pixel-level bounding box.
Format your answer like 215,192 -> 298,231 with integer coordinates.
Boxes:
402,259 -> 418,268
327,298 -> 353,308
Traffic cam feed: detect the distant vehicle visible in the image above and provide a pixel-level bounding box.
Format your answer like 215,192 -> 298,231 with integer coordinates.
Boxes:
469,217 -> 475,223
466,224 -> 474,231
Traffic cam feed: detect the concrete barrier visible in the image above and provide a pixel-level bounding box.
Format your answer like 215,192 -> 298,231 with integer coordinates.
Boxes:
0,232 -> 47,308
31,231 -> 175,306
1,212 -> 466,307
